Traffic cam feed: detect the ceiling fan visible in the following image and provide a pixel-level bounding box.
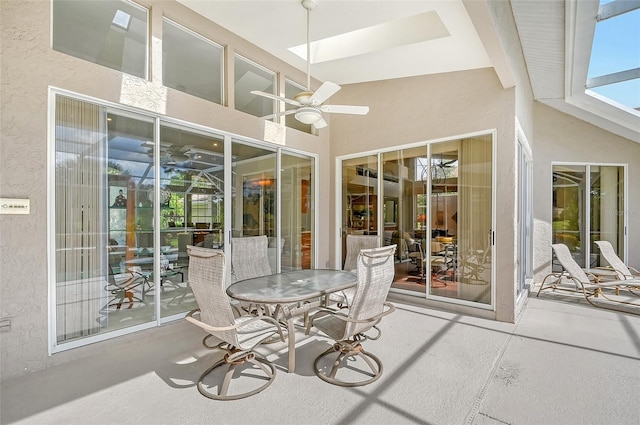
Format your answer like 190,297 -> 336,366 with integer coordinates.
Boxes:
251,0 -> 369,129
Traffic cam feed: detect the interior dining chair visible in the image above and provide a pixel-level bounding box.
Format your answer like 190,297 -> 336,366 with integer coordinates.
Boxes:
595,240 -> 640,282
332,234 -> 380,308
307,244 -> 397,387
185,246 -> 285,400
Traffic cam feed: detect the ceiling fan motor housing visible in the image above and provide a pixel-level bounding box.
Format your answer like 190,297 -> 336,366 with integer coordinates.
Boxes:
302,0 -> 318,11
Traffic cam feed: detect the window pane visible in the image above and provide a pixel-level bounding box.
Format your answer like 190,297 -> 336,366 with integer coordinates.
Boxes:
342,155 -> 379,267
105,112 -> 156,327
589,8 -> 640,77
52,0 -> 148,79
590,165 -> 625,267
552,165 -> 587,267
382,146 -> 428,295
432,137 -> 492,305
231,141 -> 278,271
157,125 -> 225,317
162,19 -> 223,104
234,55 -> 276,118
590,78 -> 640,110
281,152 -> 315,270
55,95 -> 107,343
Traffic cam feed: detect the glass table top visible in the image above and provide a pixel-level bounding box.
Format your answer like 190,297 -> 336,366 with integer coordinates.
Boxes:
226,269 -> 357,303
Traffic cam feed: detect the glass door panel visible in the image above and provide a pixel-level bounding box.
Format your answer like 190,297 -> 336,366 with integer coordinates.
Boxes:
231,141 -> 278,271
430,136 -> 492,305
105,112 -> 158,328
341,155 -> 379,268
281,152 -> 315,271
552,165 -> 587,268
590,165 -> 625,267
382,147 -> 427,294
157,125 -> 224,318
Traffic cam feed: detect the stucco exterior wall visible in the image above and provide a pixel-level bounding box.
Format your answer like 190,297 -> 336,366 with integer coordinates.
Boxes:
327,68 -> 518,322
0,0 -> 331,380
532,102 -> 640,283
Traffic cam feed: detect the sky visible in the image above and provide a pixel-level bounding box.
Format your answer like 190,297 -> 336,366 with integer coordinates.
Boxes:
588,2 -> 640,109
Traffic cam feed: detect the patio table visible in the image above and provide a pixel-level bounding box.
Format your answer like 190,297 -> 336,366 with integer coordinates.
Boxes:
226,269 -> 357,373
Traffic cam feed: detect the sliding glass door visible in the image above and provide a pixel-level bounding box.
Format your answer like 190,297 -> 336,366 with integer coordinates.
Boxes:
430,136 -> 493,305
337,133 -> 494,307
52,92 -> 316,350
552,164 -> 626,269
341,155 -> 380,267
281,152 -> 315,271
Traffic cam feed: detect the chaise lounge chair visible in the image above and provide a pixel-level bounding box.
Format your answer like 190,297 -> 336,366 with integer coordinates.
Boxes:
537,243 -> 640,314
594,240 -> 640,281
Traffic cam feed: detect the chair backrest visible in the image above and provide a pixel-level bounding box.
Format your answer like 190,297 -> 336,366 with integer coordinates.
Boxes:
595,240 -> 630,279
186,246 -> 239,346
346,245 -> 397,338
551,243 -> 590,284
230,235 -> 272,282
344,234 -> 379,271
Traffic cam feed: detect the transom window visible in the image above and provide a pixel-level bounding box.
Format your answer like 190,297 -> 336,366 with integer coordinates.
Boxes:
52,0 -> 148,79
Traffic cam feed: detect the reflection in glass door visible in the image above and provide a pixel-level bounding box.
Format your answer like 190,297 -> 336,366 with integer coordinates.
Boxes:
430,136 -> 492,305
590,166 -> 625,267
52,92 -> 318,351
157,125 -> 224,318
381,147 -> 428,294
341,155 -> 379,268
552,164 -> 626,270
338,134 -> 493,307
281,152 -> 315,270
231,141 -> 278,272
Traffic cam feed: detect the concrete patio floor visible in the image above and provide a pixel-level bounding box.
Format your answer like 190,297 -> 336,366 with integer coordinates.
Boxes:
1,293 -> 639,425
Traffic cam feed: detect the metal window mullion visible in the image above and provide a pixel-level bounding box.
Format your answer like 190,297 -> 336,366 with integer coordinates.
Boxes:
154,118 -> 161,324
586,68 -> 640,89
597,0 -> 640,21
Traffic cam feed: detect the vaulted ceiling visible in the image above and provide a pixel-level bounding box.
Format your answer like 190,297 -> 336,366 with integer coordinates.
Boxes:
177,0 -> 640,143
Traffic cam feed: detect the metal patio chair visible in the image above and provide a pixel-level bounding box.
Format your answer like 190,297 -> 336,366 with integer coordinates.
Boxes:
537,243 -> 640,314
185,246 -> 285,400
307,245 -> 397,387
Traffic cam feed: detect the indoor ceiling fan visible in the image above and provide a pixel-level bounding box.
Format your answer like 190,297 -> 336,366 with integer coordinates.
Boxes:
251,0 -> 369,129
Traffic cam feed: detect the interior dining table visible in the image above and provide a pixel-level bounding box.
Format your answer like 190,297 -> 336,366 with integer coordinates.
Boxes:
226,269 -> 357,373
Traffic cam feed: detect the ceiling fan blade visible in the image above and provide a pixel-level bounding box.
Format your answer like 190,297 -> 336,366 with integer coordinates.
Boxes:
320,104 -> 370,115
309,81 -> 341,105
251,90 -> 302,107
313,118 -> 328,129
259,109 -> 297,120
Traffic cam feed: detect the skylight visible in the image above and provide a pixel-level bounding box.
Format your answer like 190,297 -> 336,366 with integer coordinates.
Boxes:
112,10 -> 131,30
587,0 -> 640,111
288,10 -> 449,64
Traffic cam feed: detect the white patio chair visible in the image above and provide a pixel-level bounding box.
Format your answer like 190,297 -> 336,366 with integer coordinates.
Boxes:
185,246 -> 285,400
537,243 -> 640,313
230,235 -> 273,283
331,234 -> 379,308
306,245 -> 397,386
595,240 -> 640,282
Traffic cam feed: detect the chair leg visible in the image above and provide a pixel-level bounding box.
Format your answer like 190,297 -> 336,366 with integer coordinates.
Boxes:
197,349 -> 276,401
313,340 -> 383,387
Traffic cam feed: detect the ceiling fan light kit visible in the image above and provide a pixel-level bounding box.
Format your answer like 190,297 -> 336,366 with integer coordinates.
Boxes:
250,0 -> 369,129
295,106 -> 322,124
